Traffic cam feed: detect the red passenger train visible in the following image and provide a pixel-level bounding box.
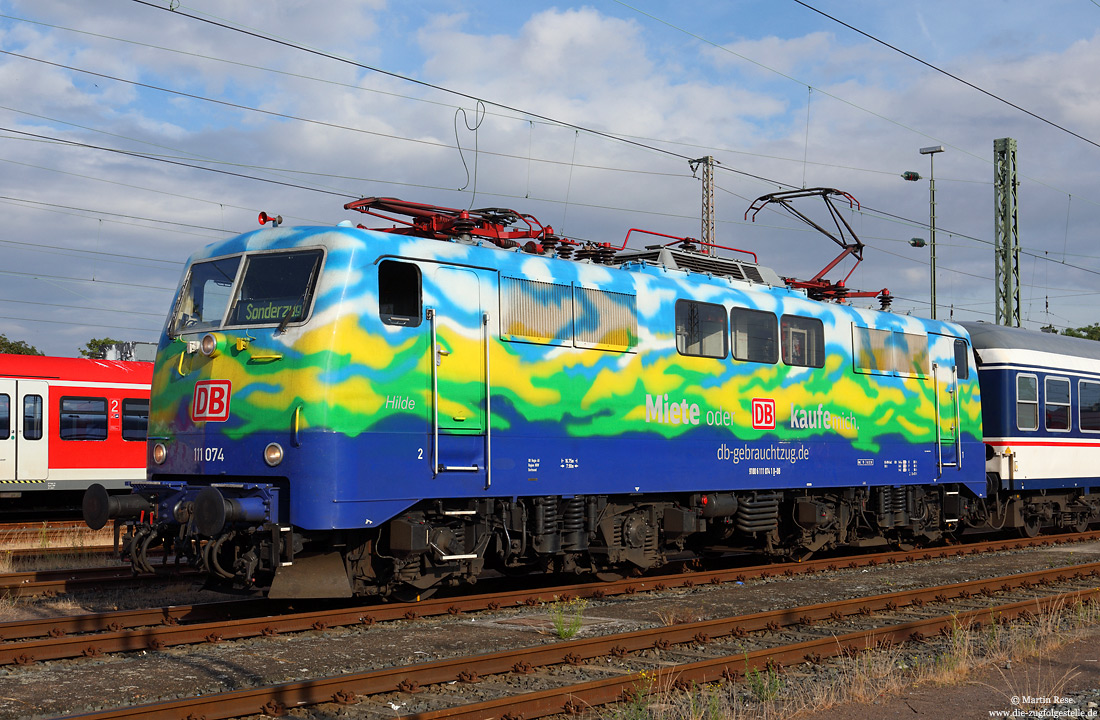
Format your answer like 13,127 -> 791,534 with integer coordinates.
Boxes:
0,354 -> 153,515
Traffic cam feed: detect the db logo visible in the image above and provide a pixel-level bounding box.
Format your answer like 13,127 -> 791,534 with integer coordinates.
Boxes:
191,380 -> 232,422
751,399 -> 775,430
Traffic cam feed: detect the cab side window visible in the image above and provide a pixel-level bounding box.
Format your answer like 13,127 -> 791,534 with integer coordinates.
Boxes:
378,260 -> 422,327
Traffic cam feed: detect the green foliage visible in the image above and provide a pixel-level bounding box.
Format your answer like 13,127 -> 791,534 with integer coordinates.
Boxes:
1062,324 -> 1100,341
0,334 -> 43,355
79,337 -> 122,359
745,661 -> 784,702
547,596 -> 588,639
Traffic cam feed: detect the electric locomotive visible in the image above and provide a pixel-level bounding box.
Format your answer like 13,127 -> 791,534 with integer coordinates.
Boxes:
86,194 -> 1012,599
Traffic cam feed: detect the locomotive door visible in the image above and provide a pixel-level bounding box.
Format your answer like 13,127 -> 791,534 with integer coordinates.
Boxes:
427,265 -> 491,480
0,380 -> 12,482
930,333 -> 963,475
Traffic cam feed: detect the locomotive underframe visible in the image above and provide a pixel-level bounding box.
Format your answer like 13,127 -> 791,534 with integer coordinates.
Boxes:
110,477 -> 1100,598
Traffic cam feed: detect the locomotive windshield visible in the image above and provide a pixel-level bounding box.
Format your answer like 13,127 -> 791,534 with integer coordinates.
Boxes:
172,255 -> 241,335
170,249 -> 324,335
227,249 -> 324,327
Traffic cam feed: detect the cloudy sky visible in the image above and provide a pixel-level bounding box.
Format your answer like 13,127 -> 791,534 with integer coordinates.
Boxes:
2,1 -> 1099,356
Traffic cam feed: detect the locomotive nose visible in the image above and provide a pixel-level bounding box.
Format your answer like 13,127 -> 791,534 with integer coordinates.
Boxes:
82,483 -> 154,530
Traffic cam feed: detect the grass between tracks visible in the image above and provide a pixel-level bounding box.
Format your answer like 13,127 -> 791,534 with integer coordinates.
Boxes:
597,597 -> 1100,720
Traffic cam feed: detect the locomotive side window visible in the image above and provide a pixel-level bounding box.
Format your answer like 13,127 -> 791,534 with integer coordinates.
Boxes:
378,260 -> 422,327
781,315 -> 825,368
1080,381 -> 1100,432
675,300 -> 727,358
228,249 -> 324,327
500,277 -> 571,345
23,395 -> 42,441
731,308 -> 777,364
122,399 -> 150,441
893,333 -> 929,378
1016,374 -> 1038,431
0,394 -> 8,438
953,338 -> 970,380
172,255 -> 241,335
1044,378 -> 1070,431
60,397 -> 108,441
852,328 -> 928,378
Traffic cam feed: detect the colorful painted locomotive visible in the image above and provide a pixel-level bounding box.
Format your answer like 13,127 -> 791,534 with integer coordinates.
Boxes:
0,354 -> 151,514
84,196 -> 1091,598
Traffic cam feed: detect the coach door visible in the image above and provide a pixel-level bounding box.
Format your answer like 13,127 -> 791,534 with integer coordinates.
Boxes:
426,265 -> 491,483
930,334 -> 964,475
0,380 -> 48,483
0,380 -> 12,482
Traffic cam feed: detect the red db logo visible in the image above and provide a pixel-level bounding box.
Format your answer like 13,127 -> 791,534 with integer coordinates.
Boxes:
191,380 -> 232,422
751,399 -> 775,430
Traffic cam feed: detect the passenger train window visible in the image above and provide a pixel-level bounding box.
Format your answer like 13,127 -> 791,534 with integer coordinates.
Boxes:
228,249 -> 324,327
1045,378 -> 1070,431
0,394 -> 8,438
780,315 -> 825,368
23,395 -> 42,441
172,255 -> 241,335
378,260 -> 422,327
731,308 -> 778,364
122,399 -> 149,441
675,300 -> 727,358
1016,375 -> 1038,431
953,339 -> 969,380
1080,381 -> 1100,432
60,397 -> 108,441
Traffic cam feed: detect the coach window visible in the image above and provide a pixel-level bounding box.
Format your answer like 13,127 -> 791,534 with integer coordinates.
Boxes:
781,315 -> 825,368
60,397 -> 108,441
731,308 -> 778,363
1016,374 -> 1038,431
378,260 -> 422,327
676,300 -> 727,358
23,395 -> 42,441
0,394 -> 8,438
1045,378 -> 1071,431
122,399 -> 149,441
1080,381 -> 1100,432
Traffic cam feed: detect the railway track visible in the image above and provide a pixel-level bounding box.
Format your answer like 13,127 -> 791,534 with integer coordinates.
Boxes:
4,530 -> 1099,667
1,527 -> 1095,602
46,555 -> 1100,719
0,564 -> 196,599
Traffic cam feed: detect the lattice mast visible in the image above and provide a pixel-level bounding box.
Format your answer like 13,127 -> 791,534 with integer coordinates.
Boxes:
994,138 -> 1021,327
691,156 -> 717,256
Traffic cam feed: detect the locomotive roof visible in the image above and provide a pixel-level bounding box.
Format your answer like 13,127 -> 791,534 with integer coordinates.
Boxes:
958,321 -> 1100,361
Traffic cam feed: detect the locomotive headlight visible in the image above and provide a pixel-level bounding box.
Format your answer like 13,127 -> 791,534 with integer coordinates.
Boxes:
200,332 -> 223,357
264,442 -> 284,467
152,442 -> 167,465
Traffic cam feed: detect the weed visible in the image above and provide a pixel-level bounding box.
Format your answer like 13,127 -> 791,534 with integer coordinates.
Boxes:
744,660 -> 783,703
547,596 -> 589,639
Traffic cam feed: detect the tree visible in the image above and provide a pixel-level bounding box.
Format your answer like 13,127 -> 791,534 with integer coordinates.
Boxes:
1062,324 -> 1100,342
79,337 -> 122,359
0,334 -> 44,355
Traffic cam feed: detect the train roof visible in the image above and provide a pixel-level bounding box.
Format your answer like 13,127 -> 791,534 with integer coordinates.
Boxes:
958,321 -> 1100,362
0,354 -> 153,383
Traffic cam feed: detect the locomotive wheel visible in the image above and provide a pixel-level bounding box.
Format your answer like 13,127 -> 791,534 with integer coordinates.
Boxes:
1018,516 -> 1041,538
1074,516 -> 1090,534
